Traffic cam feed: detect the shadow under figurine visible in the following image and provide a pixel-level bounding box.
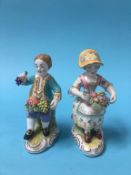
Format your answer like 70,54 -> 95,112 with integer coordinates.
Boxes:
16,54 -> 61,153
68,49 -> 116,157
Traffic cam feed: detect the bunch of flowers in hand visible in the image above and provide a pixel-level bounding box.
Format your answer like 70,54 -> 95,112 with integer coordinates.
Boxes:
15,77 -> 23,85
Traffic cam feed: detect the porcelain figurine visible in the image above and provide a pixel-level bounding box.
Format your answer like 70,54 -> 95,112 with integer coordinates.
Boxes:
16,54 -> 61,153
68,49 -> 116,156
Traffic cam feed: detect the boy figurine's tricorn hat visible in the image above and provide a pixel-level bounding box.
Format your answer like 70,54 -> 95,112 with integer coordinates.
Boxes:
34,54 -> 52,69
78,49 -> 103,68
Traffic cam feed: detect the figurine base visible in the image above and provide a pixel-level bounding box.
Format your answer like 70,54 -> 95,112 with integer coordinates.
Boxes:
72,125 -> 104,157
25,122 -> 59,154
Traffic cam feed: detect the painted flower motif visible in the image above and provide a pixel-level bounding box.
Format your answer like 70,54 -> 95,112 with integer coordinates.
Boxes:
80,57 -> 86,62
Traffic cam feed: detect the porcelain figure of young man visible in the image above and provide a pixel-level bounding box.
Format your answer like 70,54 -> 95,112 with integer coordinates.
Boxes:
16,54 -> 61,153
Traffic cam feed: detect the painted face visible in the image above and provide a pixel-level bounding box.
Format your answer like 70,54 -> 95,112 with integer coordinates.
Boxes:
35,59 -> 49,75
85,63 -> 100,74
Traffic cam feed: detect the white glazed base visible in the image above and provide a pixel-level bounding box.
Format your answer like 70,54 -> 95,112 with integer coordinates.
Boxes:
72,125 -> 104,157
25,122 -> 59,154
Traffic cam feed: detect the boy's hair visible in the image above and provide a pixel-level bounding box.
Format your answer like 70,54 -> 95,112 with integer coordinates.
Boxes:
34,54 -> 52,69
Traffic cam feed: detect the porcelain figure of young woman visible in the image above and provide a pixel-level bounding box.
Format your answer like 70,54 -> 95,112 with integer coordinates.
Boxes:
69,49 -> 116,156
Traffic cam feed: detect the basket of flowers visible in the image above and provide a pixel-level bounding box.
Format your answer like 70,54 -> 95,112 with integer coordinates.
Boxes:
25,96 -> 50,114
89,92 -> 110,113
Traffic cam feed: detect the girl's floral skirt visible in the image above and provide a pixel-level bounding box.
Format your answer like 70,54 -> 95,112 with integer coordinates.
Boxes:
72,91 -> 110,131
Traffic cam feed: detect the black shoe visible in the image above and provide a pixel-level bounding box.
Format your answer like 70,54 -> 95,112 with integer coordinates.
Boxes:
24,129 -> 34,140
95,130 -> 102,139
91,129 -> 96,137
91,129 -> 102,139
42,128 -> 49,137
84,133 -> 92,143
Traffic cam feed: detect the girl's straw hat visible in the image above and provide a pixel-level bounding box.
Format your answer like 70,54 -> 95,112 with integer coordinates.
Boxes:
78,49 -> 103,68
